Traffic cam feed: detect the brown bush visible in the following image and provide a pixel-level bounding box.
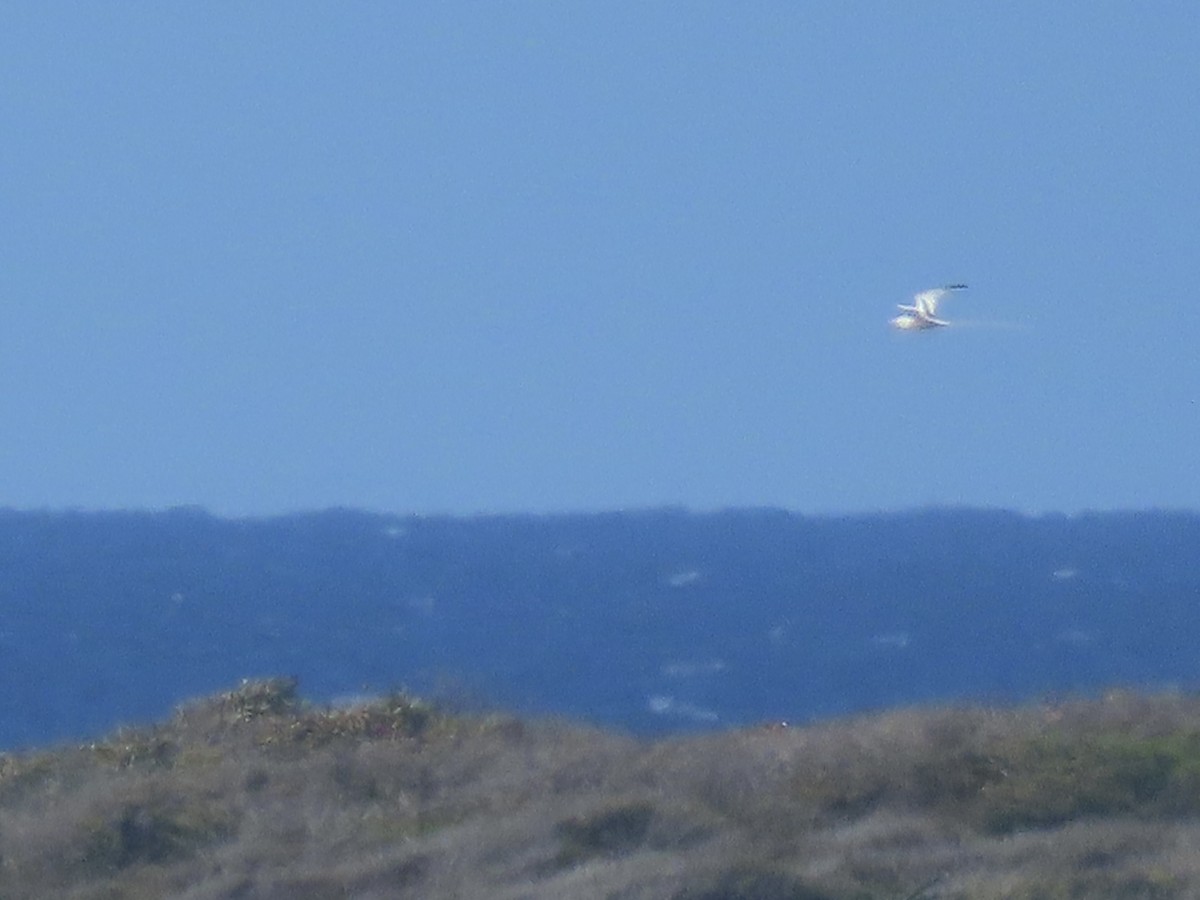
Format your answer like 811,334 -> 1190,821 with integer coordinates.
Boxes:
5,683 -> 1200,899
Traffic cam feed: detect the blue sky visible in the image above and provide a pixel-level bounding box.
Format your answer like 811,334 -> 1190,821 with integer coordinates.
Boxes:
2,5 -> 1197,516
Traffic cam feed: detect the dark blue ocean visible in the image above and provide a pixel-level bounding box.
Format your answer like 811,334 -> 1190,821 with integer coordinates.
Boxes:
3,507 -> 1199,751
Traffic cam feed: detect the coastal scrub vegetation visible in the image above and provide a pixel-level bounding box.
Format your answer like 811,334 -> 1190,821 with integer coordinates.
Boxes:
3,680 -> 1200,897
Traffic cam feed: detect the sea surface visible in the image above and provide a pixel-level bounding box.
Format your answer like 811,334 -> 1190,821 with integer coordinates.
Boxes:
3,506 -> 1199,750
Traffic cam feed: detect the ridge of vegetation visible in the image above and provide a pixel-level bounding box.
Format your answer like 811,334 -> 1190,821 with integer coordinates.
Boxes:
3,679 -> 1200,898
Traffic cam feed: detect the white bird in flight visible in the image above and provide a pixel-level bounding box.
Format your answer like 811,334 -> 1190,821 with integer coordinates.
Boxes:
890,284 -> 968,331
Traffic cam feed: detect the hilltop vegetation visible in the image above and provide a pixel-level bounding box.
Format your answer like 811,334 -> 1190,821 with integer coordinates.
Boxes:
3,680 -> 1200,898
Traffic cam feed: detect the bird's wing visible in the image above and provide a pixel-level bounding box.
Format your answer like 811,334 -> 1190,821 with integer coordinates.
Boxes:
912,288 -> 949,316
913,285 -> 966,317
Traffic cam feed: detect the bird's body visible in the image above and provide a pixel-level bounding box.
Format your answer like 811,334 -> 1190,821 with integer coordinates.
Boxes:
890,284 -> 967,331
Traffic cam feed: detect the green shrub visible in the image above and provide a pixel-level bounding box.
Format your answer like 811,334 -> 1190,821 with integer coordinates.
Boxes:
672,864 -> 842,900
0,751 -> 60,802
554,801 -> 655,866
976,731 -> 1200,833
80,792 -> 235,872
258,693 -> 434,749
88,729 -> 179,771
910,749 -> 1008,806
222,677 -> 301,722
977,869 -> 1179,900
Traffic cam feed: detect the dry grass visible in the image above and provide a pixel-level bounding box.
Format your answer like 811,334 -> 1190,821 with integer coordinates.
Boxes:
4,680 -> 1200,898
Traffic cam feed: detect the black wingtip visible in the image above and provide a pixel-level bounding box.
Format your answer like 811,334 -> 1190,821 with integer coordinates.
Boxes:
946,283 -> 968,290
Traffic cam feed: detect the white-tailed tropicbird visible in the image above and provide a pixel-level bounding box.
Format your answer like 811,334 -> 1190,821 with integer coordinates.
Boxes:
890,284 -> 968,331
